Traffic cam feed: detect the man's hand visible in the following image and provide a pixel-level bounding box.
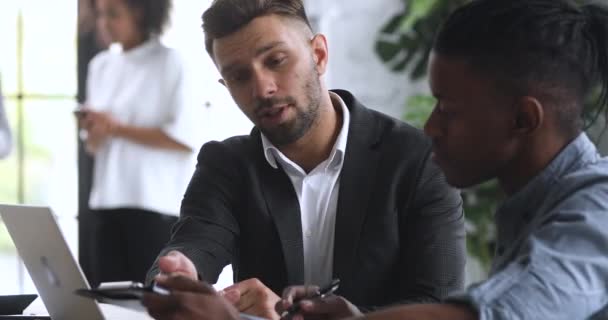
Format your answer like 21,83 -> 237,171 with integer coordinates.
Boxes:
157,250 -> 198,280
276,285 -> 362,320
142,274 -> 241,320
221,278 -> 282,320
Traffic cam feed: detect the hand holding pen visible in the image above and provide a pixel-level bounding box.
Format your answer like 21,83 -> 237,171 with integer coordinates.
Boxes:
276,279 -> 363,320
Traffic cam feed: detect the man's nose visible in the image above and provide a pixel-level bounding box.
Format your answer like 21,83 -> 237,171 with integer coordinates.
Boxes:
423,107 -> 442,138
251,70 -> 277,99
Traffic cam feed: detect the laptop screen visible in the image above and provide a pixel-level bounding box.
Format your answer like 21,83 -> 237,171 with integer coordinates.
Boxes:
0,205 -> 103,320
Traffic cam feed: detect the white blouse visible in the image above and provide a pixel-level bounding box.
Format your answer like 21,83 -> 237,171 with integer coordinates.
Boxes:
85,37 -> 201,216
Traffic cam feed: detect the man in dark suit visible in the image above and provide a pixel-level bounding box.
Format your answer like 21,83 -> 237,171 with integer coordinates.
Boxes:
145,0 -> 465,319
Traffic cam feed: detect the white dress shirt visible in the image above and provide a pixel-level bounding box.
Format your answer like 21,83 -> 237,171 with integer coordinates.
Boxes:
85,37 -> 201,216
261,92 -> 350,286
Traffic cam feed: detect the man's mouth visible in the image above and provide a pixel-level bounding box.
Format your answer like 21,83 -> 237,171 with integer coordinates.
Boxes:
257,104 -> 291,125
430,145 -> 446,163
257,104 -> 289,117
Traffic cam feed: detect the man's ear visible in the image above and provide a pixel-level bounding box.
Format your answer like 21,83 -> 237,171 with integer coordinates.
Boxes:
310,34 -> 329,75
218,79 -> 226,87
513,96 -> 543,135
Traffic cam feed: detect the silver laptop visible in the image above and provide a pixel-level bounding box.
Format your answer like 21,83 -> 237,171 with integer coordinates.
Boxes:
0,205 -> 104,320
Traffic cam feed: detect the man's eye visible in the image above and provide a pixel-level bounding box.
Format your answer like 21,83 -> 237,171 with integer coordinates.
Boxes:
228,71 -> 249,84
268,56 -> 286,67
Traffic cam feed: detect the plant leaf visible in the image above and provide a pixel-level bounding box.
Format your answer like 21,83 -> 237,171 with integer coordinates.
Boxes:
375,41 -> 404,62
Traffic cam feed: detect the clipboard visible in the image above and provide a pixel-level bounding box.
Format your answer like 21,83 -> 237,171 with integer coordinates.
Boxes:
75,281 -> 169,301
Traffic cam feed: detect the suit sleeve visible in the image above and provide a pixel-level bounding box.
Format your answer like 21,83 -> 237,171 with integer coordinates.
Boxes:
396,154 -> 466,305
146,141 -> 241,284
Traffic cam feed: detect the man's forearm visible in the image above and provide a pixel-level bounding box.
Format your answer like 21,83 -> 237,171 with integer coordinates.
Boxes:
114,124 -> 191,151
356,294 -> 442,314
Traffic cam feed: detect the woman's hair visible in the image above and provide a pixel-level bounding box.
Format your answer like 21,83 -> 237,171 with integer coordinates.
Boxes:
124,0 -> 172,36
434,0 -> 608,136
201,0 -> 312,57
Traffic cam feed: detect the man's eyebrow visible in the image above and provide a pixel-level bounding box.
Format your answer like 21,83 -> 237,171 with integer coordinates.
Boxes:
254,41 -> 286,56
220,41 -> 287,76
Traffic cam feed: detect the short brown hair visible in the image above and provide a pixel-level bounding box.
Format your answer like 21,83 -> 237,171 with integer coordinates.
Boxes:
202,0 -> 312,57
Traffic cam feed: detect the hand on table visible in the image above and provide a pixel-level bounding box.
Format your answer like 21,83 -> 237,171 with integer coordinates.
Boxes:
221,278 -> 282,320
142,274 -> 240,320
276,285 -> 362,320
156,250 -> 198,280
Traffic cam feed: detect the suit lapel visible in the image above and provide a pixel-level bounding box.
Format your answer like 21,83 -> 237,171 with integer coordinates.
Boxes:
332,90 -> 381,284
254,133 -> 305,285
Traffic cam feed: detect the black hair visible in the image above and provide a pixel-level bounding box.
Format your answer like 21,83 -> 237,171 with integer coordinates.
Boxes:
202,0 -> 312,57
124,0 -> 172,36
434,0 -> 608,137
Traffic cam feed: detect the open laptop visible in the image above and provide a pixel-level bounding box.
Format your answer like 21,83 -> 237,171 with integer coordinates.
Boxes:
0,205 -> 152,320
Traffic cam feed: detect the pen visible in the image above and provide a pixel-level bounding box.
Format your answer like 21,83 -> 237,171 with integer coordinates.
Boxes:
282,278 -> 340,318
146,282 -> 171,296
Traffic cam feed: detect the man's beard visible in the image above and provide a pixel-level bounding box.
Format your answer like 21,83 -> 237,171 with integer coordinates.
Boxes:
257,67 -> 322,147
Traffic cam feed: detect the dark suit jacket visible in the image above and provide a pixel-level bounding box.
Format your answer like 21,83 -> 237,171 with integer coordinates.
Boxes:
148,90 -> 466,310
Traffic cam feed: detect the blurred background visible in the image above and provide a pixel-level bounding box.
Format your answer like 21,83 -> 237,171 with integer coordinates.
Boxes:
1,0 -> 606,297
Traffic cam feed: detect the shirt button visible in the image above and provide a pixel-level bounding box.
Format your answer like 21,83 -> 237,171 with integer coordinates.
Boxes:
305,230 -> 312,238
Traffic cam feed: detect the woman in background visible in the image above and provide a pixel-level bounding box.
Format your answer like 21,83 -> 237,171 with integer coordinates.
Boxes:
80,0 -> 199,284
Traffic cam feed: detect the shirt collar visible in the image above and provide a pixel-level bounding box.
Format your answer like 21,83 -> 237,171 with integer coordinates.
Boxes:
496,132 -> 599,224
110,36 -> 161,59
261,91 -> 351,171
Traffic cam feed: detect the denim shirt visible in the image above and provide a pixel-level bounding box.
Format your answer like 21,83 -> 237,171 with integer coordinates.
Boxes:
448,133 -> 608,319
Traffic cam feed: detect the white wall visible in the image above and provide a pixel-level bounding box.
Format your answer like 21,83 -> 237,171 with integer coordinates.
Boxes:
163,0 -> 253,146
306,0 -> 427,120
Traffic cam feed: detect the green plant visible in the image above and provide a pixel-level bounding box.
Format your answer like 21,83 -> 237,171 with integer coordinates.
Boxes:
375,0 -> 468,80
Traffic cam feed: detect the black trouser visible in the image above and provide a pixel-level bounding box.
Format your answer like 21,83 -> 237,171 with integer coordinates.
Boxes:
88,208 -> 177,287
